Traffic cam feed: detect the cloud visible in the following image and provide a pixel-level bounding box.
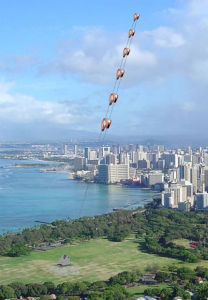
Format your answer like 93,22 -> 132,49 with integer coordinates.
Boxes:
147,27 -> 185,48
0,54 -> 38,73
40,28 -> 158,86
38,0 -> 208,95
1,0 -> 208,140
0,80 -> 95,128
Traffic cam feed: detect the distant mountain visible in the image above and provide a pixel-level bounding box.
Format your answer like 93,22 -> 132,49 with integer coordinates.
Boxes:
0,122 -> 206,146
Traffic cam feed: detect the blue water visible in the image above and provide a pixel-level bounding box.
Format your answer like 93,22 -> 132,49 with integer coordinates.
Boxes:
0,159 -> 156,234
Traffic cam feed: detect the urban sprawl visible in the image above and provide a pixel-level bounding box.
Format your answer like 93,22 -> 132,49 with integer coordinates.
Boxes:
46,144 -> 208,211
4,143 -> 208,212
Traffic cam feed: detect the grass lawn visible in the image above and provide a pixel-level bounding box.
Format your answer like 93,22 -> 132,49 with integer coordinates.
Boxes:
0,236 -> 206,285
173,238 -> 191,249
127,283 -> 170,296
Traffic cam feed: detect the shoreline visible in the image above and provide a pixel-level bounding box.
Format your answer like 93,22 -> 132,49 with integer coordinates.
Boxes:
0,158 -> 156,235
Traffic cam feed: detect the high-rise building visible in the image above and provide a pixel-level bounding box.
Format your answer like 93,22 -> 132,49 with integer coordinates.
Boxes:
100,146 -> 110,158
64,144 -> 68,155
148,172 -> 164,186
74,157 -> 86,171
168,169 -> 178,182
84,147 -> 90,159
119,152 -> 129,165
117,164 -> 129,181
158,159 -> 165,169
98,164 -> 109,184
105,154 -> 116,165
195,192 -> 208,210
191,166 -> 198,193
187,146 -> 192,155
162,153 -> 178,168
204,167 -> 208,190
179,180 -> 194,205
184,154 -> 192,163
74,144 -> 78,156
162,191 -> 174,208
184,163 -> 191,182
98,164 -> 129,184
89,150 -> 97,160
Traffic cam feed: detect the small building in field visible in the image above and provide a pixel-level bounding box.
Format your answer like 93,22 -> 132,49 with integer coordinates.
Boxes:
57,254 -> 70,266
141,274 -> 156,284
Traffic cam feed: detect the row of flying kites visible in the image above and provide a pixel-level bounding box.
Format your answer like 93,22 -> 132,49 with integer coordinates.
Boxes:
101,12 -> 140,132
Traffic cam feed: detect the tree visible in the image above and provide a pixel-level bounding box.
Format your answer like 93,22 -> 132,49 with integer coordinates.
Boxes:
9,282 -> 28,297
7,244 -> 31,257
156,271 -> 170,283
107,227 -> 130,242
43,281 -> 55,294
0,286 -> 15,300
26,284 -> 47,297
176,267 -> 195,280
196,283 -> 208,300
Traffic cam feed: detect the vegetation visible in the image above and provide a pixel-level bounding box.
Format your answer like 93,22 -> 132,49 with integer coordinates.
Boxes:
7,244 -> 31,257
1,208 -> 208,263
0,236 -> 180,285
1,206 -> 208,298
107,227 -> 131,242
0,266 -> 208,299
144,209 -> 208,262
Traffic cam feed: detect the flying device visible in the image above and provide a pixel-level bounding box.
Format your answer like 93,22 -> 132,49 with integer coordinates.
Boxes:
80,13 -> 140,217
100,13 -> 140,133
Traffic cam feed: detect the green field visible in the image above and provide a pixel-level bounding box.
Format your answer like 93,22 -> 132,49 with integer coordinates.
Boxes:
0,236 -> 206,285
173,238 -> 191,248
127,283 -> 170,296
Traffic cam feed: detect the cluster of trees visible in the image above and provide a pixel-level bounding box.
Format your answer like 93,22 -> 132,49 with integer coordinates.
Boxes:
144,285 -> 191,300
0,270 -> 140,299
142,209 -> 208,262
145,236 -> 200,262
0,210 -> 145,255
107,227 -> 131,242
7,244 -> 31,257
1,266 -> 208,299
1,206 -> 208,264
144,266 -> 208,300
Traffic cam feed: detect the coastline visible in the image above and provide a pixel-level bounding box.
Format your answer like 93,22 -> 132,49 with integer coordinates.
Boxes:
0,158 -> 156,235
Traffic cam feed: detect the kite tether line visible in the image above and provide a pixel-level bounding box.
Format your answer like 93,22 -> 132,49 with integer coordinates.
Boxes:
79,13 -> 140,218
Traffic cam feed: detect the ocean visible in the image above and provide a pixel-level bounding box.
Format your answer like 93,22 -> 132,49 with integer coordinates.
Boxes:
0,159 -> 156,234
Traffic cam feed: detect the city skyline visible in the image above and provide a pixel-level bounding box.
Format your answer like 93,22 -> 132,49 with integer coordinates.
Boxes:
0,1 -> 208,141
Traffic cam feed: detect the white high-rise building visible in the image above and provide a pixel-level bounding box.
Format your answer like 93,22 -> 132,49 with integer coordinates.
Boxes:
89,150 -> 97,160
162,181 -> 194,208
74,144 -> 78,156
184,163 -> 191,182
64,145 -> 68,155
119,152 -> 129,165
98,164 -> 129,184
108,165 -> 117,183
137,151 -> 147,161
101,146 -> 111,157
117,164 -> 129,181
168,169 -> 178,182
162,191 -> 174,208
148,172 -> 164,186
191,166 -> 198,193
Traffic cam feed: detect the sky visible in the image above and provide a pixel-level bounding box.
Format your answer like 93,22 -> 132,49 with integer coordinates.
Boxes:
0,0 -> 208,142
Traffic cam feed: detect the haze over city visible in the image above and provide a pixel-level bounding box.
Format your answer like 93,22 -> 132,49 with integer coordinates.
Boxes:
0,0 -> 208,142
